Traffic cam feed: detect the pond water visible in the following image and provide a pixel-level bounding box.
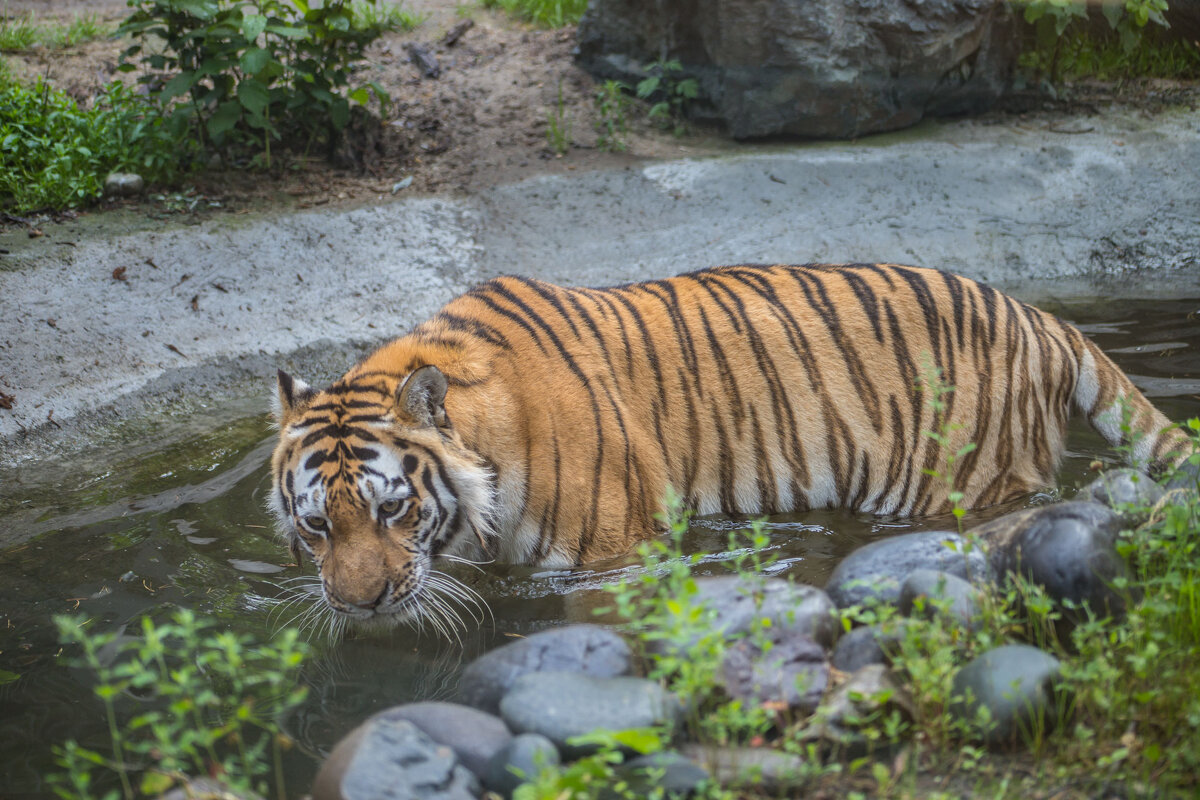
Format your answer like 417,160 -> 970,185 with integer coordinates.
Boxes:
1,296 -> 1198,797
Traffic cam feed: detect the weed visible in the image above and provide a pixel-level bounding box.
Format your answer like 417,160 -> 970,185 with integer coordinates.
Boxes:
635,59 -> 698,136
0,11 -> 39,50
350,0 -> 422,35
593,80 -> 629,153
918,361 -> 977,530
545,80 -> 571,155
0,77 -> 192,212
480,0 -> 587,28
0,12 -> 112,51
50,609 -> 309,800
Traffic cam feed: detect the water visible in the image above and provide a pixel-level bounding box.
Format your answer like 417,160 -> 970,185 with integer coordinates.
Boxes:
1,297 -> 1197,796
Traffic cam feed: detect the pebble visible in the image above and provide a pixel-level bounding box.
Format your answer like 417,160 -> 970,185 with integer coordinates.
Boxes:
311,717 -> 479,800
719,633 -> 829,714
498,672 -> 683,759
373,701 -> 511,778
950,644 -> 1065,748
483,733 -> 560,798
457,624 -> 633,715
898,568 -> 982,630
824,531 -> 992,609
104,172 -> 144,197
679,744 -> 808,791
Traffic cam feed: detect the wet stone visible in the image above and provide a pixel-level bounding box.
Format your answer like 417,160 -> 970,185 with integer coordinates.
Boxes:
950,644 -> 1065,748
899,569 -> 982,630
376,701 -> 511,778
824,531 -> 992,610
608,751 -> 709,799
1077,468 -> 1164,523
104,172 -> 144,197
830,620 -> 914,672
457,624 -> 633,714
312,717 -> 480,800
498,672 -> 683,760
719,633 -> 829,715
647,576 -> 838,658
679,744 -> 808,791
970,502 -> 1134,620
483,733 -> 560,798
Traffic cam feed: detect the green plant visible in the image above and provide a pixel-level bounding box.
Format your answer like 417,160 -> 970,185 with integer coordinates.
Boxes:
545,79 -> 571,155
349,0 -> 422,35
635,59 -> 698,135
0,77 -> 192,212
479,0 -> 586,28
918,361 -> 977,531
117,0 -> 391,168
0,12 -> 112,51
50,609 -> 309,800
593,79 -> 629,153
0,10 -> 40,50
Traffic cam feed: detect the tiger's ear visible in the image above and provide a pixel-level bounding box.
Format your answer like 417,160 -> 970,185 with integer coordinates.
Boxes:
274,369 -> 315,424
396,365 -> 448,428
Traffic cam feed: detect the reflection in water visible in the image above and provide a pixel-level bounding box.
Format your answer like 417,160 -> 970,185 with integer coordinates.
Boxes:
0,296 -> 1197,796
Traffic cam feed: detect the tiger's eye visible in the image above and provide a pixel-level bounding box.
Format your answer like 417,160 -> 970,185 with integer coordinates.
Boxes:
379,499 -> 402,514
304,515 -> 328,531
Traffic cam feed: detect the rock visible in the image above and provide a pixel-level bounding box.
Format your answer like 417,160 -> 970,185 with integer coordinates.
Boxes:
798,664 -> 915,755
1162,455 -> 1200,495
457,624 -> 633,714
161,778 -> 264,800
312,717 -> 480,800
1077,468 -> 1165,522
647,576 -> 838,658
679,744 -> 807,791
576,0 -> 1016,140
949,644 -> 1066,748
610,751 -> 709,799
824,531 -> 991,610
898,569 -> 982,630
104,172 -> 144,197
375,702 -> 512,778
483,733 -> 560,798
499,672 -> 684,759
406,42 -> 440,78
831,625 -> 889,672
719,633 -> 829,715
970,502 -> 1134,620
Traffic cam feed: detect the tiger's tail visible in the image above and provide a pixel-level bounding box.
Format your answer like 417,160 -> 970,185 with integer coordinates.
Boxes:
1073,336 -> 1194,475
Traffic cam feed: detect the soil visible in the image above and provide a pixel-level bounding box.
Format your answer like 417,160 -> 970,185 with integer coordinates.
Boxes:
2,0 -> 734,215
6,0 -> 1197,220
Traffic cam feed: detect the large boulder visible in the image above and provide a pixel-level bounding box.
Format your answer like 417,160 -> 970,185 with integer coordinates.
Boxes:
576,0 -> 1017,139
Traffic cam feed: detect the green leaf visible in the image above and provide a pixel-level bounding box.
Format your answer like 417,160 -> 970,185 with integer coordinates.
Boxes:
236,78 -> 270,116
330,97 -> 350,129
240,47 -> 271,75
0,669 -> 20,686
242,13 -> 267,41
140,772 -> 174,796
349,86 -> 369,105
207,100 -> 242,136
160,72 -> 196,101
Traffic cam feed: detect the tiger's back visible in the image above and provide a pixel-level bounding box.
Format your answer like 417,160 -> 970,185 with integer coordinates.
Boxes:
320,263 -> 1184,566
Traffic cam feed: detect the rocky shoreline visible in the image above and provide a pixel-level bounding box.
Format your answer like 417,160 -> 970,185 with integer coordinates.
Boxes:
303,466 -> 1186,800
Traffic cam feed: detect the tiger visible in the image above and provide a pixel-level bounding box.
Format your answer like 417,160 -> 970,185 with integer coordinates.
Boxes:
269,263 -> 1192,630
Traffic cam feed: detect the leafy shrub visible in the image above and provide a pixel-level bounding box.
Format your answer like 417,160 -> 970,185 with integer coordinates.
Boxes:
0,77 -> 192,212
635,59 -> 698,136
52,609 -> 309,800
117,0 -> 392,166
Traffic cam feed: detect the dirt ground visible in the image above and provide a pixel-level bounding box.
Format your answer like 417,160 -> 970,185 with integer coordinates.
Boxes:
2,0 -> 739,214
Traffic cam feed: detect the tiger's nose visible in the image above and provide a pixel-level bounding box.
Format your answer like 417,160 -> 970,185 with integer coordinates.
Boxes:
352,582 -> 391,610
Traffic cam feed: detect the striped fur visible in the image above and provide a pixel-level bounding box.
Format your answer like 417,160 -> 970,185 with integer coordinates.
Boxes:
270,263 -> 1189,624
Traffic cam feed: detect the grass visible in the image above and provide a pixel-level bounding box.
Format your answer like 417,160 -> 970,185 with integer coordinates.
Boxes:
479,0 -> 587,28
0,11 -> 112,51
349,0 -> 423,35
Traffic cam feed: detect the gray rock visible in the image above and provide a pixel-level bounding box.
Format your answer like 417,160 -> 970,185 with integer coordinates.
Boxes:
899,569 -> 982,630
825,531 -> 991,610
798,664 -> 914,755
161,778 -> 264,800
647,576 -> 838,658
576,0 -> 1016,139
830,625 -> 891,672
1162,455 -> 1200,495
679,744 -> 807,791
1077,468 -> 1165,522
499,672 -> 683,759
719,633 -> 829,715
457,624 -> 633,714
970,502 -> 1134,620
104,172 -> 144,197
376,701 -> 512,778
610,751 -> 709,799
483,733 -> 560,798
950,644 -> 1066,748
312,717 -> 480,800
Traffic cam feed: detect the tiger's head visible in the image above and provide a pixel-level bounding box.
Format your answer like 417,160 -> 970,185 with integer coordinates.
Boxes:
269,365 -> 494,634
